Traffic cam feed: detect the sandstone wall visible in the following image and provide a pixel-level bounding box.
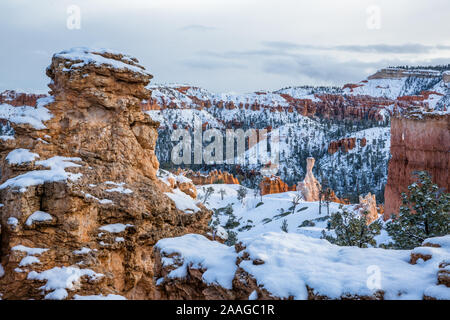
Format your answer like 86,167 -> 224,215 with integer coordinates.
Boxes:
384,114 -> 449,219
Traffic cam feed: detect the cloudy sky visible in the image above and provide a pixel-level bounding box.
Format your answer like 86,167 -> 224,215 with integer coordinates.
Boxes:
1,0 -> 450,93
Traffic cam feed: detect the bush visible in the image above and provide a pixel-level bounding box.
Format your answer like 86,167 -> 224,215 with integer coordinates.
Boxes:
385,171 -> 450,249
321,205 -> 381,248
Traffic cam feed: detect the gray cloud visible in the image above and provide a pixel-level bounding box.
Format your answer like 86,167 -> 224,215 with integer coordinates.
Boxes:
180,58 -> 245,70
1,0 -> 450,93
262,42 -> 450,54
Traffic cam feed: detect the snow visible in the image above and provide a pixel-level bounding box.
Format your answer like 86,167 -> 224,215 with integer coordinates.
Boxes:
197,184 -> 348,242
0,156 -> 82,192
0,135 -> 14,141
249,290 -> 258,300
7,217 -> 19,227
423,235 -> 450,248
55,47 -> 149,76
19,255 -> 40,267
99,199 -> 113,205
98,223 -> 133,233
0,96 -> 54,129
155,231 -> 449,299
155,234 -> 237,289
165,188 -> 200,213
343,78 -> 406,99
423,285 -> 450,300
73,247 -> 91,255
83,192 -> 113,205
73,294 -> 127,300
11,245 -> 48,256
25,210 -> 53,226
157,169 -> 193,187
105,182 -> 133,194
6,149 -> 39,164
238,232 -> 449,300
147,84 -> 337,111
0,264 -> 4,278
27,266 -> 104,300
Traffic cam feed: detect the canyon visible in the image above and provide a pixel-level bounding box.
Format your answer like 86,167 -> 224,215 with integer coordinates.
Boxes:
0,49 -> 448,300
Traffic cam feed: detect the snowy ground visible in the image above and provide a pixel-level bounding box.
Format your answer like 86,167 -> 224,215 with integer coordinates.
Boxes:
196,183 -> 385,243
156,232 -> 450,300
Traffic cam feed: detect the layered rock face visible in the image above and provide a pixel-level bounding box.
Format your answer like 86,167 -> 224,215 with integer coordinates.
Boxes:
368,68 -> 441,80
297,157 -> 321,201
0,48 -> 210,300
259,176 -> 296,195
181,169 -> 240,185
145,85 -> 393,121
384,113 -> 449,219
328,137 -> 367,154
0,90 -> 46,107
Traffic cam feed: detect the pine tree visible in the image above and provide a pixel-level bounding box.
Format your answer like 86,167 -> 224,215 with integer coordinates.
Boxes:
321,205 -> 381,248
237,186 -> 247,204
281,219 -> 289,233
385,171 -> 450,249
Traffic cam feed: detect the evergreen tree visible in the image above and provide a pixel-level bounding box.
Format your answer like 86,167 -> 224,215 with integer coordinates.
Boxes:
237,186 -> 248,204
385,171 -> 450,249
281,219 -> 289,233
321,205 -> 381,248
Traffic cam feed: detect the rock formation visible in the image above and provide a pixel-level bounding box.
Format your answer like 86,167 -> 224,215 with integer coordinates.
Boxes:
181,169 -> 240,185
297,157 -> 321,201
368,68 -> 442,80
259,176 -> 296,195
0,48 -> 211,300
354,193 -> 378,223
0,90 -> 46,107
153,233 -> 450,300
384,112 -> 449,219
146,85 -> 394,122
161,171 -> 198,199
328,137 -> 356,154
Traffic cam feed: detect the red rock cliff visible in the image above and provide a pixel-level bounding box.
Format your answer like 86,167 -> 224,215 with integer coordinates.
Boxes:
384,113 -> 450,219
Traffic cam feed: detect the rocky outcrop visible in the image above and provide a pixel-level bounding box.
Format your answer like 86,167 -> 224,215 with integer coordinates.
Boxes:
354,193 -> 378,223
0,90 -> 46,107
163,172 -> 198,199
153,233 -> 450,300
297,157 -> 321,202
368,68 -> 441,80
328,137 -> 356,154
384,113 -> 449,219
328,137 -> 368,155
443,71 -> 450,84
0,48 -> 211,300
259,176 -> 296,195
181,169 -> 240,185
